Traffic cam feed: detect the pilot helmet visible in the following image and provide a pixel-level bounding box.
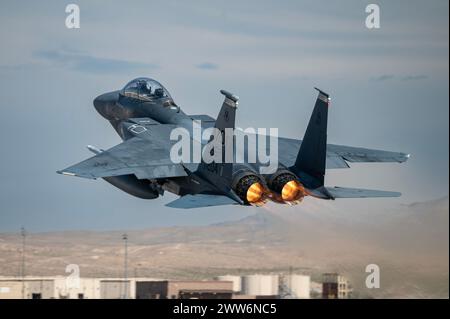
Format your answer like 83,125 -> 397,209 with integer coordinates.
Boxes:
154,88 -> 164,98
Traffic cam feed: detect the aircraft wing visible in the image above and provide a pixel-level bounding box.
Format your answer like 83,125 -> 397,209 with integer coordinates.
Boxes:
322,186 -> 401,199
326,144 -> 410,164
277,137 -> 409,169
58,121 -> 198,180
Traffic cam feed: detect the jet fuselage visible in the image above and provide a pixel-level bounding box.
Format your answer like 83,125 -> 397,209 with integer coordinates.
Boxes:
58,77 -> 409,208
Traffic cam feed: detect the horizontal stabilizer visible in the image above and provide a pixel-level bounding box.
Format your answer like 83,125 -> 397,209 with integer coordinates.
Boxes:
166,194 -> 239,209
324,186 -> 401,199
327,144 -> 410,163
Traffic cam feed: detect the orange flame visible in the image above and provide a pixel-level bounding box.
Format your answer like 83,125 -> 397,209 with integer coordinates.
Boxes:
246,182 -> 265,204
281,180 -> 305,202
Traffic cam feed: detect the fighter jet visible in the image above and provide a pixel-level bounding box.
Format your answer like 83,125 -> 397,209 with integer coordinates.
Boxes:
58,77 -> 409,208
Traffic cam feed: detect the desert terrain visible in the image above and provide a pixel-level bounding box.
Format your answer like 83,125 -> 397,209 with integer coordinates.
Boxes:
0,197 -> 448,298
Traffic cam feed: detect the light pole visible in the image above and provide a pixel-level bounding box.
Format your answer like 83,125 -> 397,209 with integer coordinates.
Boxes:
20,227 -> 26,299
122,233 -> 128,299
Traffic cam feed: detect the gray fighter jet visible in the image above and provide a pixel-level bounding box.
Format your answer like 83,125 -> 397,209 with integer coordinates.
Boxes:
58,77 -> 409,208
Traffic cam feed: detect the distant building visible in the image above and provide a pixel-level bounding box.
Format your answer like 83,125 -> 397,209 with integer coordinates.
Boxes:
309,281 -> 323,299
0,276 -> 159,299
282,275 -> 310,299
322,273 -> 352,299
0,278 -> 54,299
136,280 -> 233,299
240,275 -> 279,298
0,274 -> 315,299
215,275 -> 241,293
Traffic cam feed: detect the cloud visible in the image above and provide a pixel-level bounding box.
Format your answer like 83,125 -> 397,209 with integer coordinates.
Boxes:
401,75 -> 429,81
195,62 -> 219,70
34,48 -> 157,74
370,74 -> 429,82
371,74 -> 395,82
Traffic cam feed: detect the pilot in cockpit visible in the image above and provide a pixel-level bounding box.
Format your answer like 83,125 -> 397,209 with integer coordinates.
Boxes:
139,81 -> 152,96
154,88 -> 164,98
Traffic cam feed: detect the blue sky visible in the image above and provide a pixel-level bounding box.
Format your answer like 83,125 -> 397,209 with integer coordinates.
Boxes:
0,0 -> 448,231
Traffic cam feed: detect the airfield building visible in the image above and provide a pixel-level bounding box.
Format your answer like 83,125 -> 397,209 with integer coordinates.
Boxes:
322,273 -> 352,299
135,280 -> 233,299
0,277 -> 235,299
0,276 -> 155,299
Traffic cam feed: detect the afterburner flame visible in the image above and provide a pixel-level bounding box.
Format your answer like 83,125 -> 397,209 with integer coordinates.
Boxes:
281,180 -> 304,202
246,182 -> 265,204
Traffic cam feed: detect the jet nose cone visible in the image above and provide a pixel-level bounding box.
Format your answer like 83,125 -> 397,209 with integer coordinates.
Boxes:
93,94 -> 106,112
93,93 -> 114,117
93,91 -> 120,119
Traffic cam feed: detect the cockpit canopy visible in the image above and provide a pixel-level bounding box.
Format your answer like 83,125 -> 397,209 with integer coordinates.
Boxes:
121,77 -> 172,102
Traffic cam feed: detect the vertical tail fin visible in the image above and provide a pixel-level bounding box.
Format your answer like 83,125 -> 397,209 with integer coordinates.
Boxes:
292,88 -> 330,187
193,89 -> 243,203
210,90 -> 237,179
197,90 -> 238,181
215,90 -> 238,132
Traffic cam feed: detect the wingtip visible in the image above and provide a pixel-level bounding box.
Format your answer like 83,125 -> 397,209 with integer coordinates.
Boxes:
220,89 -> 239,103
400,153 -> 411,163
314,87 -> 330,98
388,190 -> 402,197
57,170 -> 76,176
